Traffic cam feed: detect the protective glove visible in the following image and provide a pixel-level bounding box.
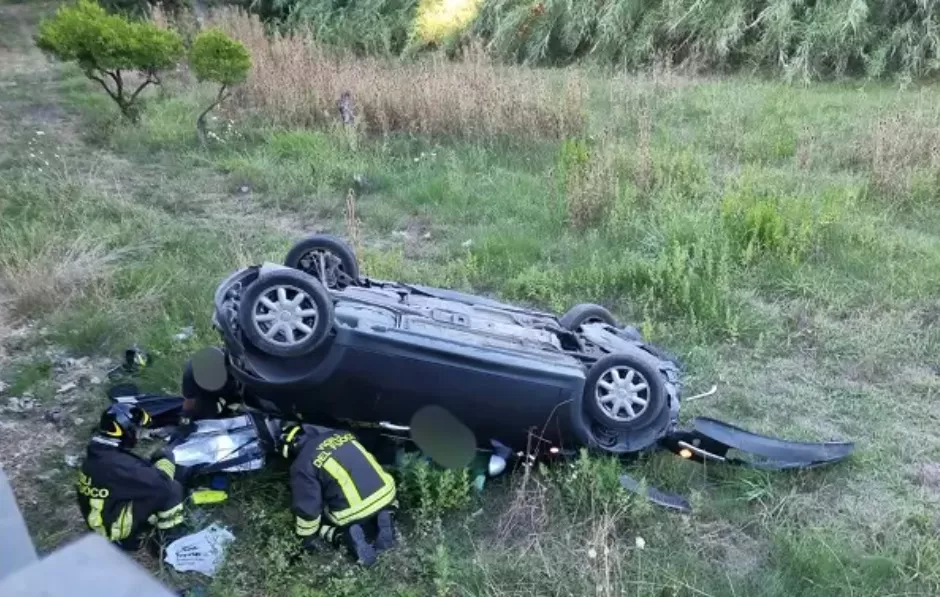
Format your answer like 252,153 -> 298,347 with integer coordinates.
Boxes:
150,447 -> 176,465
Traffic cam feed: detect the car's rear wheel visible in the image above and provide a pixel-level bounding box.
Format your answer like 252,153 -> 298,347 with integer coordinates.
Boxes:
284,234 -> 359,289
238,269 -> 334,358
559,303 -> 618,330
583,353 -> 666,432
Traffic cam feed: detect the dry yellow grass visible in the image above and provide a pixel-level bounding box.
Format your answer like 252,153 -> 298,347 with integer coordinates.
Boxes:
0,234 -> 123,320
868,108 -> 940,201
208,8 -> 586,140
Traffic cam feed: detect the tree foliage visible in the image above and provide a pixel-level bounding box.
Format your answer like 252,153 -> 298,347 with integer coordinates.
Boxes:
188,28 -> 251,144
190,28 -> 252,86
263,0 -> 940,81
35,0 -> 184,121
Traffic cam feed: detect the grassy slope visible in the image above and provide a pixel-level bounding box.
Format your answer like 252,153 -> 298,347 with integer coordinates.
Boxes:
2,3 -> 940,596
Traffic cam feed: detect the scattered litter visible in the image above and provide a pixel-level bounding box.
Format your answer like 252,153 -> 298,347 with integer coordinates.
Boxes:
421,232 -> 432,240
238,185 -> 251,194
684,384 -> 718,402
461,239 -> 473,248
73,416 -> 85,427
164,523 -> 235,577
89,376 -> 102,385
64,454 -> 81,468
3,396 -> 37,413
635,536 -> 646,550
0,380 -> 7,394
44,409 -> 63,425
64,357 -> 90,370
174,327 -> 195,342
56,382 -> 77,395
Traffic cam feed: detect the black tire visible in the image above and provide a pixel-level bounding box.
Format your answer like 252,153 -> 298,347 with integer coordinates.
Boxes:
583,353 -> 667,431
559,303 -> 618,330
284,234 -> 360,289
238,269 -> 334,358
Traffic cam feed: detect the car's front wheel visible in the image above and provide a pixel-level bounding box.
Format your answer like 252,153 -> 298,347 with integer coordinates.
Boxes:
583,353 -> 666,432
238,269 -> 334,358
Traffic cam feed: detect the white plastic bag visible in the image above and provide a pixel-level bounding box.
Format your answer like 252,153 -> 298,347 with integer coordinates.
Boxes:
163,523 -> 235,577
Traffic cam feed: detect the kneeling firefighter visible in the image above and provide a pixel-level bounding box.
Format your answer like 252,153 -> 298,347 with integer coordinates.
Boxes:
76,403 -> 186,552
280,423 -> 399,567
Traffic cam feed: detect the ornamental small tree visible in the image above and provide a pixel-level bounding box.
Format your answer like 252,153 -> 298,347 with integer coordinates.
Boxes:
188,28 -> 251,145
35,0 -> 184,122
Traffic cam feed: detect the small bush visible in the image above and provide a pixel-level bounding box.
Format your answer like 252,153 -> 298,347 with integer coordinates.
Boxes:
35,0 -> 184,122
720,176 -> 843,265
189,27 -> 251,144
557,137 -> 622,230
396,454 -> 471,534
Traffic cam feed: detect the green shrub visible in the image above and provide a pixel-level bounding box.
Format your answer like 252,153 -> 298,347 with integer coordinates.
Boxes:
504,239 -> 738,339
188,27 -> 251,144
397,454 -> 471,534
557,137 -> 622,230
720,176 -> 844,265
35,0 -> 184,122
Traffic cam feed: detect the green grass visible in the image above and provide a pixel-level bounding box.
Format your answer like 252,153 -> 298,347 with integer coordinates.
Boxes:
3,3 -> 940,597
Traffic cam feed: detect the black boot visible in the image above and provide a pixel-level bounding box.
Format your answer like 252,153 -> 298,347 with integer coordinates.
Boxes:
374,510 -> 397,553
346,523 -> 376,567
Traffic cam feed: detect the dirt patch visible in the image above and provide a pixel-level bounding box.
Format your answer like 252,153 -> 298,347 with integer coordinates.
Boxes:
913,463 -> 940,495
694,521 -> 767,579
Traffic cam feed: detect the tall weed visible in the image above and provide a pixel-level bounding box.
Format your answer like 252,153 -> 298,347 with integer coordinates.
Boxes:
209,7 -> 585,140
720,174 -> 845,265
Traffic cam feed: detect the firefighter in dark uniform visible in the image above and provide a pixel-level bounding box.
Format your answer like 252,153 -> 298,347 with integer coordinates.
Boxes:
279,423 -> 399,567
76,403 -> 186,553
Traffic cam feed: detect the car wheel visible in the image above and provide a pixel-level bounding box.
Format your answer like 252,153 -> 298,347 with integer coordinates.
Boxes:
238,269 -> 334,358
284,234 -> 360,289
583,353 -> 666,432
559,303 -> 618,330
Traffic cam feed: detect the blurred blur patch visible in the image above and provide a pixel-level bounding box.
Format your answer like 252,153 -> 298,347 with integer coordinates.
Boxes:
409,404 -> 477,469
191,346 -> 228,392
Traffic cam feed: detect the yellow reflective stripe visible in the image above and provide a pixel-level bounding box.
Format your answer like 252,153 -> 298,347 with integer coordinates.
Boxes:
87,497 -> 106,537
319,525 -> 336,542
154,458 -> 176,480
322,457 -> 362,509
156,514 -> 183,530
110,504 -> 133,541
328,481 -> 396,526
295,515 -> 321,537
353,441 -> 391,480
157,502 -> 183,519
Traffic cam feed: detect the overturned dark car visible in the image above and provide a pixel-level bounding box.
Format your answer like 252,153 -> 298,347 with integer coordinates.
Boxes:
210,234 -> 685,459
195,234 -> 854,482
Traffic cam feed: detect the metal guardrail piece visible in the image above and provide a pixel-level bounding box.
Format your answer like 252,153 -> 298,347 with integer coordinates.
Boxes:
0,465 -> 38,583
0,464 -> 176,597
